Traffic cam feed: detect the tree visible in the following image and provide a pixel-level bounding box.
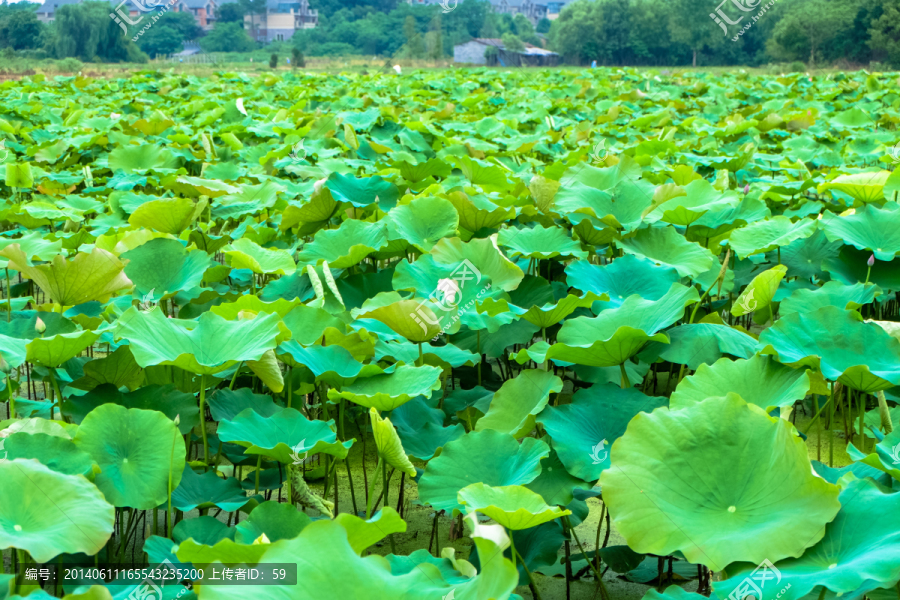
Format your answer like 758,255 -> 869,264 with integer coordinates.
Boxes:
402,14 -> 424,58
548,0 -> 605,64
291,46 -> 305,66
200,21 -> 255,52
52,2 -> 146,62
158,11 -> 202,40
426,13 -> 442,60
135,25 -> 183,57
501,32 -> 525,52
240,0 -> 267,41
535,17 -> 551,34
667,0 -> 724,67
767,0 -> 855,64
869,0 -> 900,67
0,9 -> 42,50
216,3 -> 246,23
269,52 -> 277,67
512,13 -> 540,45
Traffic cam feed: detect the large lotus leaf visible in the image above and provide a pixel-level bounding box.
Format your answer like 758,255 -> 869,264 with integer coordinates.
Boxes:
173,514 -> 235,546
72,404 -> 186,509
476,369 -> 562,437
210,296 -> 302,320
191,519 -> 517,600
672,355 -> 812,412
128,197 -> 206,234
498,224 -> 588,260
0,459 -> 114,562
781,281 -> 881,317
0,231 -> 62,268
818,171 -> 891,203
0,245 -> 131,306
224,238 -> 296,276
108,144 -> 179,173
234,501 -> 311,544
779,229 -> 843,280
62,384 -> 198,436
565,255 -> 680,308
324,173 -> 399,208
384,196 -> 458,252
296,220 -> 388,268
115,308 -> 281,375
758,306 -> 900,392
374,339 -> 478,369
482,292 -> 605,330
121,238 -> 212,301
855,405 -> 900,439
429,236 -> 524,292
458,484 -> 570,531
716,478 -> 900,600
555,160 -> 655,231
390,396 -> 465,461
358,299 -> 442,343
536,384 -> 667,481
217,407 -> 351,463
419,430 -> 550,514
334,507 -> 407,555
247,349 -> 285,394
731,264 -> 786,318
207,388 -> 283,421
175,536 -> 268,566
3,432 -> 94,477
69,345 -> 144,392
820,205 -> 900,261
277,342 -> 367,388
642,586 -> 712,600
599,394 -> 841,571
171,465 -> 251,512
281,304 -> 345,345
327,364 -> 442,410
639,323 -> 757,369
728,216 -> 816,259
369,407 -> 416,477
543,283 -> 699,367
619,226 -> 714,278
645,179 -> 740,226
26,328 -> 102,368
824,245 -> 900,291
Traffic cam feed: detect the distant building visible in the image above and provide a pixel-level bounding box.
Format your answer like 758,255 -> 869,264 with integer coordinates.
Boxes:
37,0 -> 229,29
405,0 -> 575,25
243,0 -> 318,43
453,38 -> 559,66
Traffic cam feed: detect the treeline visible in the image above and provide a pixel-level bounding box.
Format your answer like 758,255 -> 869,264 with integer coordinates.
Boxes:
0,0 -> 898,67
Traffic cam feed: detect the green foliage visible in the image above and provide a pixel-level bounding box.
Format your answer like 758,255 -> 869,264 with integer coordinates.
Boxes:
0,8 -> 42,51
50,2 -> 147,62
200,21 -> 256,53
269,52 -> 278,68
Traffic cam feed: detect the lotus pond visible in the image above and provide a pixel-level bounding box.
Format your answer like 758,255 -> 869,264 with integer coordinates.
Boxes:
0,66 -> 899,600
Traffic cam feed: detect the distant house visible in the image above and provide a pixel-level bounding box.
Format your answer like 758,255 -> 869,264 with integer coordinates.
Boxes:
36,0 -> 227,29
243,0 -> 318,43
405,0 -> 562,25
453,38 -> 559,66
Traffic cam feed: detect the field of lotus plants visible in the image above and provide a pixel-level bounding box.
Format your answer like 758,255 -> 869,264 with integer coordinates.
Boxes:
0,66 -> 899,600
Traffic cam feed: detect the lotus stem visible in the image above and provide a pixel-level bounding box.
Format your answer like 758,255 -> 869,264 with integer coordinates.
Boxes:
365,454 -> 383,519
417,342 -> 423,367
7,373 -> 14,420
476,331 -> 482,386
168,418 -> 178,538
859,390 -> 866,452
382,458 -> 396,553
563,514 -> 611,600
514,533 -> 544,600
229,362 -> 242,390
199,374 -> 209,464
48,369 -> 62,421
877,390 -> 893,434
287,366 -> 292,408
255,455 -> 261,494
4,268 -> 10,322
619,363 -> 630,389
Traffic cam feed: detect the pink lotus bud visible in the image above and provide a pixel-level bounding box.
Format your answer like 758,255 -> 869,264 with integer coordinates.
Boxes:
868,254 -> 875,267
743,184 -> 749,194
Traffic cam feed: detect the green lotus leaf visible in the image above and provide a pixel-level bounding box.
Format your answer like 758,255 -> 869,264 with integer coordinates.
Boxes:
173,514 -> 235,546
854,405 -> 900,439
234,501 -> 311,544
26,328 -> 103,368
277,341 -> 370,388
281,304 -> 345,345
493,292 -> 605,330
108,144 -> 178,174
390,396 -> 465,461
384,196 -> 458,252
824,245 -> 900,291
639,323 -> 757,369
3,432 -> 94,477
459,484 -> 571,530
216,407 -> 351,463
191,519 -> 516,600
176,536 -> 267,566
0,459 -> 114,562
63,384 -> 198,434
209,297 -> 298,325
536,383 -> 667,481
524,448 -> 591,508
717,478 -> 900,600
820,204 -> 900,261
543,283 -> 699,367
247,349 -> 284,394
115,308 -> 282,375
418,429 -> 550,514
296,219 -> 388,269
0,246 -> 132,306
779,229 -> 842,280
498,224 -> 588,260
69,346 -> 144,392
731,264 -> 786,317
121,238 -> 212,301
599,394 -> 841,571
5,162 -> 34,188
780,281 -> 881,317
224,238 -> 296,276
619,226 -> 714,278
327,364 -> 442,410
128,197 -> 207,234
358,299 -> 442,343
171,465 -> 251,512
429,236 -> 524,292
642,586 -> 712,600
818,171 -> 891,203
374,339 -> 478,369
645,179 -> 740,227
324,173 -> 399,208
369,407 -> 416,477
334,507 -> 407,555
73,404 -> 186,509
475,369 -> 562,437
0,231 -> 62,268
728,216 -> 816,259
758,306 -> 900,392
672,355 -> 812,412
566,255 -> 679,308
554,160 -> 654,232
207,388 -> 283,423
